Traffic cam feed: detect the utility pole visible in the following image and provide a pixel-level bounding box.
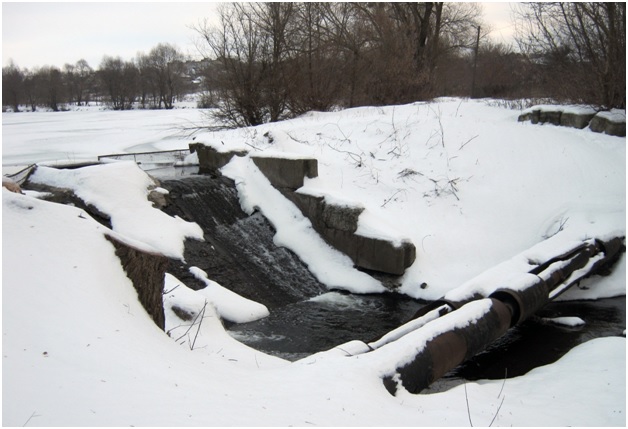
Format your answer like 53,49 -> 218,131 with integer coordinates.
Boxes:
471,25 -> 481,98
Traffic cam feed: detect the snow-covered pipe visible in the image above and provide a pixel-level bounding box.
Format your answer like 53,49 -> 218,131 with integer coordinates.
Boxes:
381,297 -> 513,395
374,236 -> 624,395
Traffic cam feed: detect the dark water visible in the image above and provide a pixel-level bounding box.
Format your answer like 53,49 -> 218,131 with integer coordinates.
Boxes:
226,291 -> 424,361
448,296 -> 626,380
159,173 -> 328,307
157,168 -> 625,380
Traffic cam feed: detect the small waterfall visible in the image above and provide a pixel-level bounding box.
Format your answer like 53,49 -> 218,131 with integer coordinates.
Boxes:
160,174 -> 329,308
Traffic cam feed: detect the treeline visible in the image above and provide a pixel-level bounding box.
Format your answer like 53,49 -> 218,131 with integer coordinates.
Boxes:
2,43 -> 198,112
194,2 -> 490,126
3,2 -> 625,126
193,2 -> 625,127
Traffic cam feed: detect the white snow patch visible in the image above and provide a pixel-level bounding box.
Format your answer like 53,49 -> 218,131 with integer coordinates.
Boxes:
595,109 -> 626,123
189,266 -> 270,324
521,104 -> 597,115
543,316 -> 586,327
29,162 -> 203,259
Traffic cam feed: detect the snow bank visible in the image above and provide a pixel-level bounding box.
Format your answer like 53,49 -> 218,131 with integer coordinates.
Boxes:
521,104 -> 597,115
191,99 -> 624,300
189,267 -> 270,323
29,162 -> 203,259
2,98 -> 625,426
596,109 -> 626,123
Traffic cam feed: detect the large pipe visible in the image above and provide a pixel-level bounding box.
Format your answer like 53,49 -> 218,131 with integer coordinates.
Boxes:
382,298 -> 512,395
371,236 -> 624,395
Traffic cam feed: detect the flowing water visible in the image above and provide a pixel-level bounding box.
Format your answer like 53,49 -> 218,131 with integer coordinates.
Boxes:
157,168 -> 625,379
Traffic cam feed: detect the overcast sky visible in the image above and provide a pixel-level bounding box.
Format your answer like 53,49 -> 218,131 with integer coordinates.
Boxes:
2,2 -> 518,70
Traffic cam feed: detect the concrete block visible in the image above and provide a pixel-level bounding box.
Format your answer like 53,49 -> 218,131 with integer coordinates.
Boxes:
190,143 -> 247,174
538,110 -> 562,125
284,190 -> 415,275
590,114 -> 626,137
560,112 -> 595,129
251,156 -> 318,190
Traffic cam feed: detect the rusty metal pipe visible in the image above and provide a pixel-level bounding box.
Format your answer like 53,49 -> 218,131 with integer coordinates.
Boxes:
377,236 -> 624,395
382,298 -> 513,395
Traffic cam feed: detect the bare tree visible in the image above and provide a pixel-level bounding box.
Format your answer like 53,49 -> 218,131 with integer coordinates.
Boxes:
194,3 -> 269,127
285,3 -> 344,113
194,3 -> 299,126
515,2 -> 626,108
74,59 -> 94,106
249,2 -> 296,121
146,43 -> 188,109
2,60 -> 24,112
347,2 -> 481,105
98,56 -> 138,110
35,66 -> 65,111
319,3 -> 372,107
192,1 -> 484,125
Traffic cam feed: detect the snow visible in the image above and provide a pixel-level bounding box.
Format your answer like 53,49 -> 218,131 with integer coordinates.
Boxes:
28,161 -> 204,260
189,266 -> 270,324
2,98 -> 625,426
521,104 -> 598,115
543,316 -> 586,327
2,105 -> 207,166
196,98 -> 625,300
596,109 -> 627,123
221,154 -> 385,294
353,299 -> 495,374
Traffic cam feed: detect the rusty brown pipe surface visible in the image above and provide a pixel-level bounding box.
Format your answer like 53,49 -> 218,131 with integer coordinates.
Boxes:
381,297 -> 513,395
376,236 -> 625,395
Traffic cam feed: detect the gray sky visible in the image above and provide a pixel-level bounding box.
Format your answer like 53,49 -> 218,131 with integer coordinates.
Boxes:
2,2 -> 518,70
2,2 -> 221,69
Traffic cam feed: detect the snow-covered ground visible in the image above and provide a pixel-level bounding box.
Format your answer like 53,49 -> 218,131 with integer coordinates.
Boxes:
2,99 -> 625,426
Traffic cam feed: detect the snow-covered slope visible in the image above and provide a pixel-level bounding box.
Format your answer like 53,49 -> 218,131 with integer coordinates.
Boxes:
194,98 -> 626,299
3,188 -> 625,426
2,98 -> 625,426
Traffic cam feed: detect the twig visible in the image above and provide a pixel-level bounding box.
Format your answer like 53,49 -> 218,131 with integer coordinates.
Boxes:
498,368 -> 507,398
163,284 -> 180,295
381,190 -> 403,207
455,99 -> 464,117
327,144 -> 363,167
489,395 -> 506,427
174,301 -> 207,347
286,132 -> 309,145
421,234 -> 432,252
459,135 -> 479,150
190,301 -> 207,350
23,411 -> 41,427
243,141 -> 261,151
437,106 -> 445,148
464,383 -> 474,427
